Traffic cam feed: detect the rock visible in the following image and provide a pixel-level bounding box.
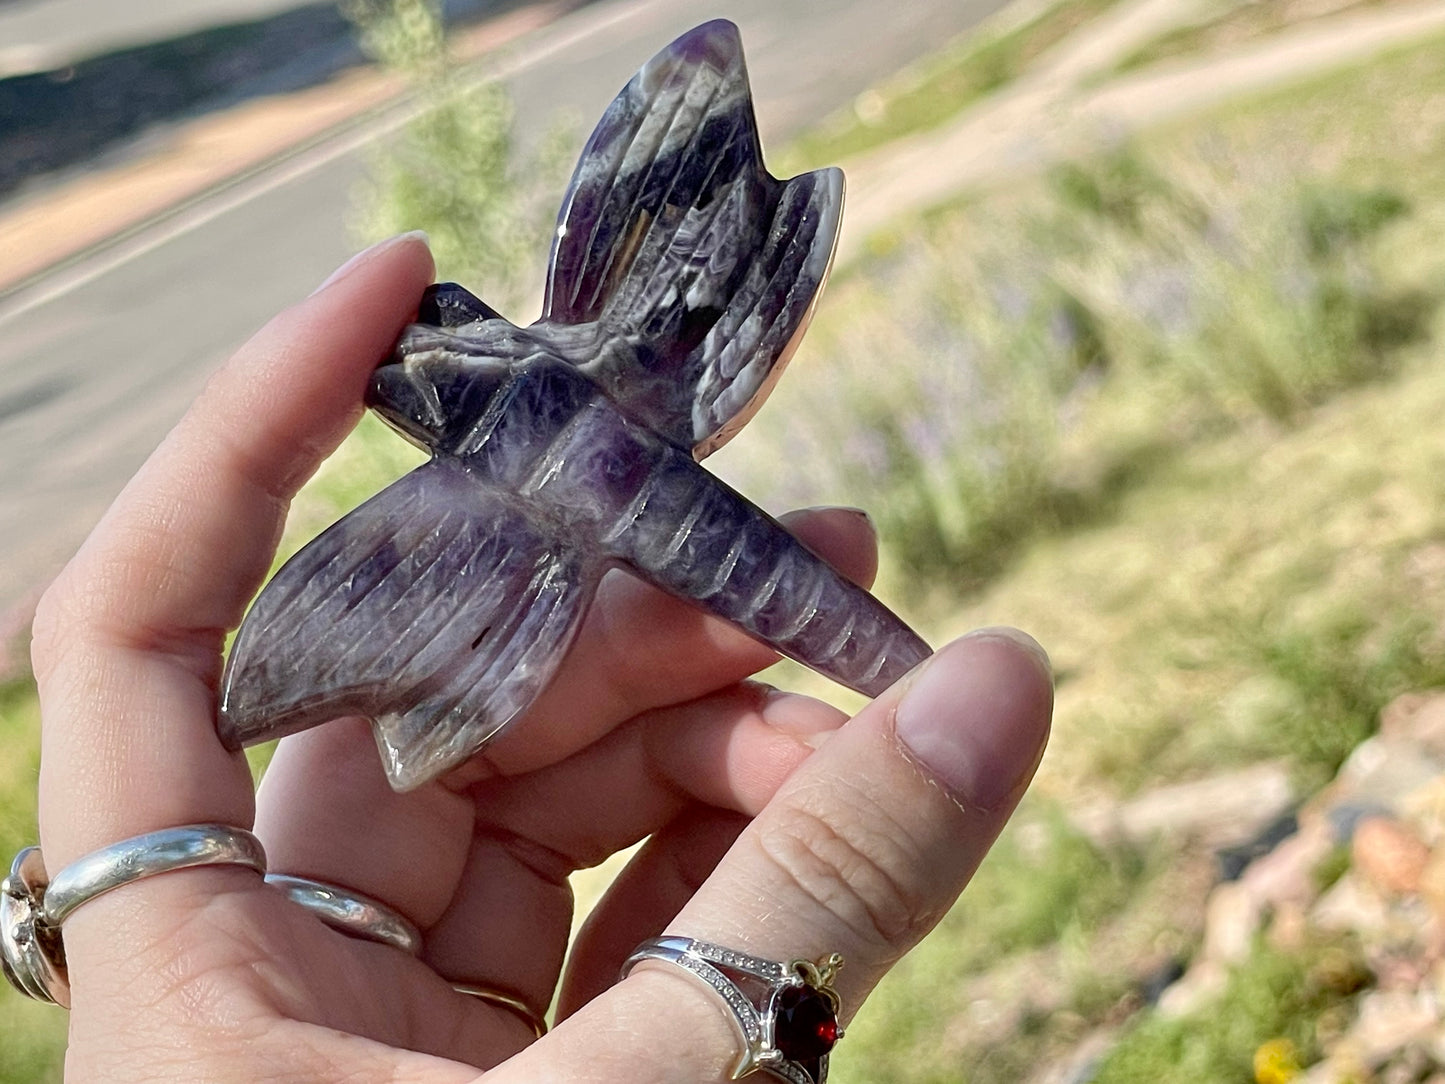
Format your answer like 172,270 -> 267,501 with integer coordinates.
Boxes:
1071,762 -> 1295,850
1349,988 -> 1439,1068
1306,1044 -> 1372,1084
1402,776 -> 1445,849
1380,1047 -> 1434,1084
1156,958 -> 1227,1018
1136,954 -> 1187,1005
1241,819 -> 1334,909
1218,812 -> 1299,883
1299,1061 -> 1346,1084
1203,881 -> 1261,964
1268,900 -> 1310,952
1026,1028 -> 1117,1084
1312,872 -> 1394,937
1319,800 -> 1394,844
1353,817 -> 1431,896
1369,941 -> 1435,993
1319,738 -> 1445,829
1380,690 -> 1445,758
1422,847 -> 1445,920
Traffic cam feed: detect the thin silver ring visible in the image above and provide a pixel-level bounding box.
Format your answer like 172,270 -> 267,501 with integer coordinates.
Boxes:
266,874 -> 422,956
622,936 -> 844,1084
42,824 -> 267,926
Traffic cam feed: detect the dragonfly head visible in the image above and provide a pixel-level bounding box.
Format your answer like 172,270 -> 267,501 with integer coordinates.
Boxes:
368,324 -> 514,453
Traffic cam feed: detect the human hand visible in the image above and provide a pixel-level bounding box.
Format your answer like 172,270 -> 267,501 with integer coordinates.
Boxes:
26,233 -> 1052,1082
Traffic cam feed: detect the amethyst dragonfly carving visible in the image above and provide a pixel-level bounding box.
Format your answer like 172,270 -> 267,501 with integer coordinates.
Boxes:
218,19 -> 931,790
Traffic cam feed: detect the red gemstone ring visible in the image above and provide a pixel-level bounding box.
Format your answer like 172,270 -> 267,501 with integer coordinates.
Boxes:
621,936 -> 844,1084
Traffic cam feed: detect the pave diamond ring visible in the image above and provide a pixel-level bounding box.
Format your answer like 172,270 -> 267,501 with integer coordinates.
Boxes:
622,936 -> 845,1084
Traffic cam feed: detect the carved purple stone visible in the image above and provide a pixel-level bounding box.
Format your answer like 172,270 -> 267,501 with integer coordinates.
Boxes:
218,19 -> 931,790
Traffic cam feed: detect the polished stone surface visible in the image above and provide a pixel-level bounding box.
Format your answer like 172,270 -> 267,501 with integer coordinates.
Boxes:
219,19 -> 930,790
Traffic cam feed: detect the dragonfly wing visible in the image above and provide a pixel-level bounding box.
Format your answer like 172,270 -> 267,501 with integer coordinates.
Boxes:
540,19 -> 842,457
219,459 -> 599,790
685,166 -> 841,458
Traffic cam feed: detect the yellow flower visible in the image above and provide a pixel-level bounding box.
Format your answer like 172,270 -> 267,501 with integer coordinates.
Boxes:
1254,1037 -> 1301,1084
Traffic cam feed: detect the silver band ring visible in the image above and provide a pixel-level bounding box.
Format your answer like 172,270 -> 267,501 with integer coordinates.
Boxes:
42,824 -> 266,926
2,824 -> 267,1008
266,874 -> 423,956
451,982 -> 549,1038
622,936 -> 844,1084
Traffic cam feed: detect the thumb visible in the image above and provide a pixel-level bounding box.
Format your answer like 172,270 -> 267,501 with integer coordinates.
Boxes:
494,629 -> 1053,1082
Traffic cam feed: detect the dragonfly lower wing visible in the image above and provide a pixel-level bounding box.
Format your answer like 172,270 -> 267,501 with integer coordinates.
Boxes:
220,459 -> 599,790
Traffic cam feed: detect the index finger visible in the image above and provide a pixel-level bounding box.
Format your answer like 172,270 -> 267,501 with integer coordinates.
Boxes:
34,232 -> 436,870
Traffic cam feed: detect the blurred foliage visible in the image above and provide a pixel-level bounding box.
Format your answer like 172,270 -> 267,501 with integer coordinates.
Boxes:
343,0 -> 571,313
725,143 -> 1433,598
0,678 -> 40,873
1048,153 -> 1421,426
737,32 -> 1445,1076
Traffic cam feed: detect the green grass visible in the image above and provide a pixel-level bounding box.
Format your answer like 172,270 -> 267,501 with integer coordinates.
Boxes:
0,679 -> 40,879
280,412 -> 425,556
880,342 -> 1445,804
778,0 -> 1123,174
831,800 -> 1214,1084
0,678 -> 67,1084
832,805 -> 1153,1084
1092,941 -> 1369,1083
905,804 -> 1149,975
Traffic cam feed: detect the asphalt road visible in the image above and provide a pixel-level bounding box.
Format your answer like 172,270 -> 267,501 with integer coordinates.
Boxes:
0,0 -> 321,74
0,0 -> 1008,618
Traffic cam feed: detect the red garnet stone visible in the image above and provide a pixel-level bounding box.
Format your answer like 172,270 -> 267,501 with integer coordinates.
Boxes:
773,983 -> 840,1062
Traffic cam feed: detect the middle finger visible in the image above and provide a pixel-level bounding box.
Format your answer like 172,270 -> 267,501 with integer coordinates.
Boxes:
421,684 -> 843,1017
254,678 -> 844,967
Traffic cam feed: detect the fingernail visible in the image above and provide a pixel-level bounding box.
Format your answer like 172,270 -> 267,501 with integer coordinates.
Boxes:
311,230 -> 430,296
964,626 -> 1053,686
893,631 -> 1052,811
759,687 -> 846,749
800,506 -> 874,531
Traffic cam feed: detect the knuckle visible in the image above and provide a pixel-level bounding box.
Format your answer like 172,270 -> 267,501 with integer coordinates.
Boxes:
29,575 -> 86,679
30,567 -> 125,685
756,790 -> 936,951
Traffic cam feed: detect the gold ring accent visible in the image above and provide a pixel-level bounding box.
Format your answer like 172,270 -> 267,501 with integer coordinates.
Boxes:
451,982 -> 548,1038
